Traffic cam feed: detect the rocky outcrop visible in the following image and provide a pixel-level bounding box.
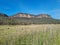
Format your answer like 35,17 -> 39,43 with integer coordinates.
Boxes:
13,13 -> 52,18
13,13 -> 31,18
36,14 -> 51,18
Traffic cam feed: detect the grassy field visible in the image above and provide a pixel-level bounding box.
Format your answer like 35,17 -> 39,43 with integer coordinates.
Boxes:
0,24 -> 60,45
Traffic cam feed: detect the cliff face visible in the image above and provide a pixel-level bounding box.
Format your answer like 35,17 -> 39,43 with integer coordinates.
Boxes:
36,14 -> 51,18
13,13 -> 32,18
13,13 -> 52,18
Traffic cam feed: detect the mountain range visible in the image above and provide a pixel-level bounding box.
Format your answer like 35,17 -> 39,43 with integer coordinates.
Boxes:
0,13 -> 60,25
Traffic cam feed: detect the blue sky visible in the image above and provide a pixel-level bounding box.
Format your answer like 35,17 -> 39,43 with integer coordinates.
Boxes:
0,0 -> 60,19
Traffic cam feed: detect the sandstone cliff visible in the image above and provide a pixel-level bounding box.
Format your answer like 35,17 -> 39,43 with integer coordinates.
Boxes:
13,13 -> 52,18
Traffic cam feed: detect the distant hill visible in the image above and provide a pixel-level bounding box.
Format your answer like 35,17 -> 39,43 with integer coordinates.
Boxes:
0,13 -> 60,25
0,13 -> 8,17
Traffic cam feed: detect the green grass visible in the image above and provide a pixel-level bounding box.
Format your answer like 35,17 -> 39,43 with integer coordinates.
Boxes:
0,24 -> 60,45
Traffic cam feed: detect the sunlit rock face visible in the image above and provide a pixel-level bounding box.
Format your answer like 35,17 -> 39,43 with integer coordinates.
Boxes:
13,13 -> 52,18
36,14 -> 52,18
13,13 -> 32,18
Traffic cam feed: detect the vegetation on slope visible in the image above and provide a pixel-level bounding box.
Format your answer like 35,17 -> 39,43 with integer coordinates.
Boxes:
0,13 -> 60,25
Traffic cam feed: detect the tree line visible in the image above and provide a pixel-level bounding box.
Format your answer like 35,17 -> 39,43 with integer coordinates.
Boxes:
0,17 -> 60,25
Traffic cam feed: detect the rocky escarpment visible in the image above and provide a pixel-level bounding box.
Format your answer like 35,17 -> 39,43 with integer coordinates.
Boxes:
12,13 -> 52,18
36,14 -> 52,18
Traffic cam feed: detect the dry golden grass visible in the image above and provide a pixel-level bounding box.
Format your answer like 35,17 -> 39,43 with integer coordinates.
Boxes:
0,24 -> 60,45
